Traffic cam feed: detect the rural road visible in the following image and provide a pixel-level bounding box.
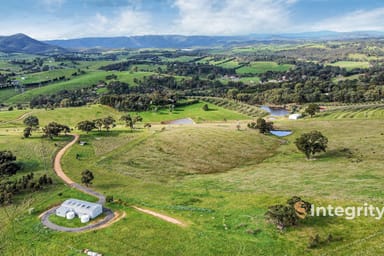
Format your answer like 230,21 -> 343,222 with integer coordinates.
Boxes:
52,134 -> 106,204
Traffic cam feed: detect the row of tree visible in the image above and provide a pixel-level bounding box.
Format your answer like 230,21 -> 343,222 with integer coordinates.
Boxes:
76,114 -> 143,133
76,116 -> 116,133
0,172 -> 54,206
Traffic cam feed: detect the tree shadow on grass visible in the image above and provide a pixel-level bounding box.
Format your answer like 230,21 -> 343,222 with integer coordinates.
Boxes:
84,129 -> 142,138
19,160 -> 40,173
204,108 -> 218,112
321,148 -> 354,159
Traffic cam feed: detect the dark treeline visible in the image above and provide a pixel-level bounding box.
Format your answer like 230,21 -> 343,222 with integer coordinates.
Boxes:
53,53 -> 118,62
0,172 -> 53,205
30,88 -> 97,108
166,62 -> 235,77
100,60 -> 156,71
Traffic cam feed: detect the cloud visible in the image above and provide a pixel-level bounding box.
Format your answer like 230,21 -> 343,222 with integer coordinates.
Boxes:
171,0 -> 296,35
312,8 -> 384,32
86,8 -> 153,37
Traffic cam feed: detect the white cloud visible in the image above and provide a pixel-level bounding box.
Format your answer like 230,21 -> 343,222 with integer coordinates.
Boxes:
312,8 -> 384,32
171,0 -> 296,35
85,8 -> 154,37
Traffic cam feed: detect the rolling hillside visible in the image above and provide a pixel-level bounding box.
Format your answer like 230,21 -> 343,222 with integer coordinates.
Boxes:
0,34 -> 65,54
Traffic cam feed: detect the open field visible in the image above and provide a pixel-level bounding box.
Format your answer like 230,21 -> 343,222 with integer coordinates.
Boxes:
217,60 -> 240,69
317,105 -> 384,119
327,61 -> 370,70
0,88 -> 19,104
0,102 -> 250,128
0,105 -> 120,127
0,104 -> 383,255
239,76 -> 261,84
236,61 -> 294,75
332,74 -> 361,83
15,68 -> 77,84
138,101 -> 250,123
5,71 -> 156,104
6,71 -> 109,103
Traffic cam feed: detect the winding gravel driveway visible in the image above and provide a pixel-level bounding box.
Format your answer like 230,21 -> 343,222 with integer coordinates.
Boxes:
40,133 -> 186,231
40,134 -> 115,232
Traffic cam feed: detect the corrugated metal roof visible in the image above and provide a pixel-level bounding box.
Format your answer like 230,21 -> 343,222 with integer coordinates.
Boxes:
61,198 -> 102,213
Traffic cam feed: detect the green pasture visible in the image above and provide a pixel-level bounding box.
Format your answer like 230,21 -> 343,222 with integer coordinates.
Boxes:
236,61 -> 294,75
137,101 -> 250,123
15,69 -> 77,84
327,61 -> 370,71
5,71 -> 156,104
0,97 -> 383,255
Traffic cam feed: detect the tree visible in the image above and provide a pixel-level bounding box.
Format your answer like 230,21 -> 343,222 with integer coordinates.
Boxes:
81,169 -> 94,187
265,196 -> 312,230
94,118 -> 103,131
102,116 -> 116,132
42,122 -> 70,139
0,151 -> 21,176
202,104 -> 209,111
23,115 -> 39,128
23,127 -> 32,138
227,88 -> 239,100
305,104 -> 320,117
76,120 -> 96,134
120,114 -> 142,130
295,131 -> 328,159
120,114 -> 133,129
248,118 -> 274,134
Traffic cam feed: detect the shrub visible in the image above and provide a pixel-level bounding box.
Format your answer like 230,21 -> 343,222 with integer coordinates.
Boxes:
265,196 -> 312,230
106,195 -> 114,203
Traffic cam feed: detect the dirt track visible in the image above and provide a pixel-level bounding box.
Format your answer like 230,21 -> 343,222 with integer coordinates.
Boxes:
40,134 -> 114,232
133,206 -> 187,227
41,134 -> 186,231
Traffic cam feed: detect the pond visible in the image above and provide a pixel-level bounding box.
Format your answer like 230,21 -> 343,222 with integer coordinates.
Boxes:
167,118 -> 195,125
260,106 -> 289,116
270,130 -> 293,137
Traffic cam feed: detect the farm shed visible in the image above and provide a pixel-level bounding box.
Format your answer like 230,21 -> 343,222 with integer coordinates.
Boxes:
289,113 -> 302,120
56,198 -> 103,220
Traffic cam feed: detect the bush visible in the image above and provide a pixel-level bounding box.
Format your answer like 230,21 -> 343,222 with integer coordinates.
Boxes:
106,195 -> 114,203
265,196 -> 312,230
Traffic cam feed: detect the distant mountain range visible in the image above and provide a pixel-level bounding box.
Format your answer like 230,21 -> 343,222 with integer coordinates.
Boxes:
46,31 -> 384,50
0,31 -> 383,54
0,33 -> 65,54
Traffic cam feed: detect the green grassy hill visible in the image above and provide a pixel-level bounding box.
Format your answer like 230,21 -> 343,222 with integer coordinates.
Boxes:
5,71 -> 155,104
0,104 -> 383,255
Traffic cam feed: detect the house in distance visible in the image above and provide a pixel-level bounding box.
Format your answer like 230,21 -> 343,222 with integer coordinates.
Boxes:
56,198 -> 103,223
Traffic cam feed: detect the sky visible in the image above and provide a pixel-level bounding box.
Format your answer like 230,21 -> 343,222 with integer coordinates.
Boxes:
1,0 -> 384,39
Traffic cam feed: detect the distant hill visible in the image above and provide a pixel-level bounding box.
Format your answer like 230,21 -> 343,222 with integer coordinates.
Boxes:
1,31 -> 384,54
45,31 -> 384,50
0,33 -> 66,54
46,35 -> 248,49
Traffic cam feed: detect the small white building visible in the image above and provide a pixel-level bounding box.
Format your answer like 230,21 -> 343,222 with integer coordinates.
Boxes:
56,199 -> 103,220
289,113 -> 302,120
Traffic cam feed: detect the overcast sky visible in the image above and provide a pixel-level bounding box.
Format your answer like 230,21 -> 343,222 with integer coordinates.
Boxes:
1,0 -> 384,39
